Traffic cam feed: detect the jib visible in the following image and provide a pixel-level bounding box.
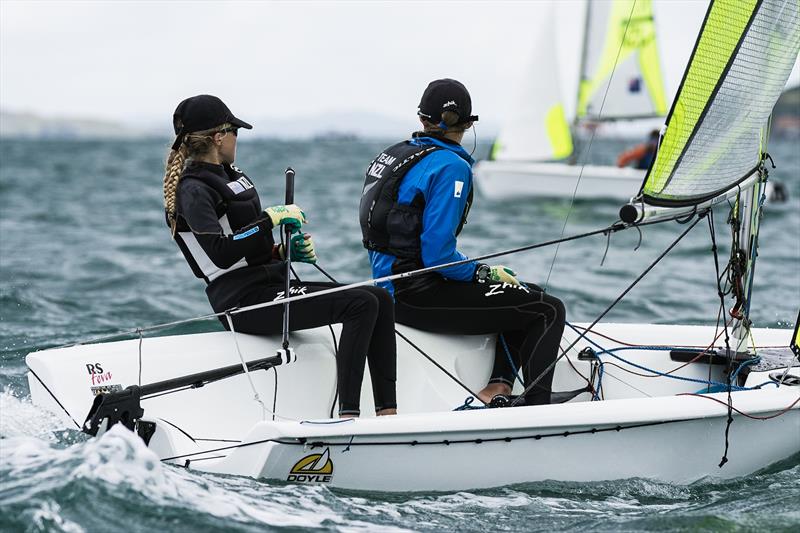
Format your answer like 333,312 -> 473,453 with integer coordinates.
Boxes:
286,474 -> 332,483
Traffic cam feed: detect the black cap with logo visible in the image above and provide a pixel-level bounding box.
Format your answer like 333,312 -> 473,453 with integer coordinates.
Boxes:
172,95 -> 253,150
417,78 -> 479,126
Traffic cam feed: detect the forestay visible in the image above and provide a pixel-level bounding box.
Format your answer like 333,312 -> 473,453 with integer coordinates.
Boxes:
577,0 -> 667,121
640,0 -> 800,206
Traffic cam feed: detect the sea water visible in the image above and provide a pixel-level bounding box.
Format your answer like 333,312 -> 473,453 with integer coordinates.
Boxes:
1,138 -> 798,531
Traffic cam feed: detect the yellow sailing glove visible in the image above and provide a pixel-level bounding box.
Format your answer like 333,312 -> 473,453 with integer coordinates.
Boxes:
276,233 -> 317,264
490,265 -> 521,286
264,204 -> 306,233
475,263 -> 521,286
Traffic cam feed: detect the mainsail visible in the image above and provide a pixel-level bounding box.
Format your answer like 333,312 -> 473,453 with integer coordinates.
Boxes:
490,3 -> 573,162
491,0 -> 668,162
639,0 -> 800,206
577,0 -> 668,121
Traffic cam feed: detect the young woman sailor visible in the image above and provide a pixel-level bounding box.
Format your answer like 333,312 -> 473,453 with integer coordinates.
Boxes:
164,94 -> 397,418
360,79 -> 566,406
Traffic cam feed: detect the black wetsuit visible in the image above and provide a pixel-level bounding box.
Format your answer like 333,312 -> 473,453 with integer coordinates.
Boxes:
362,137 -> 566,406
173,161 -> 396,415
395,280 -> 565,406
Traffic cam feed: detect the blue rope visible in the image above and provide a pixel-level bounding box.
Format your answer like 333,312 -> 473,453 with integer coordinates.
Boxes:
453,396 -> 485,411
564,322 -> 761,393
499,333 -> 525,387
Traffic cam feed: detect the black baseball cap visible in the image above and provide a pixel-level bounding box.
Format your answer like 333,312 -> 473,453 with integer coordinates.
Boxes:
417,78 -> 479,126
171,95 -> 252,149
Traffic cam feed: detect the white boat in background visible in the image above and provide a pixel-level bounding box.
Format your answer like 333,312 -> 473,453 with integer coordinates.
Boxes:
24,0 -> 800,492
475,0 -> 674,201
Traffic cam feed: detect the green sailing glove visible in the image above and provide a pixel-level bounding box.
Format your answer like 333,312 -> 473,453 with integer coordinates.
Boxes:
277,233 -> 317,264
490,265 -> 521,286
476,263 -> 521,286
264,204 -> 307,233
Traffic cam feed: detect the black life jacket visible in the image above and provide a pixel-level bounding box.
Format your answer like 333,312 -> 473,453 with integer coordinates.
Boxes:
173,162 -> 272,283
359,140 -> 473,260
174,162 -> 263,233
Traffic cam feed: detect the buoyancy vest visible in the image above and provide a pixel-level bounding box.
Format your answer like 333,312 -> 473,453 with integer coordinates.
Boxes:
173,162 -> 273,283
360,142 -> 440,259
360,140 -> 473,261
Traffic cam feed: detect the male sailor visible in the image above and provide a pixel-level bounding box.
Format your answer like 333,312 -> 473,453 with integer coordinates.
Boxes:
360,79 -> 566,406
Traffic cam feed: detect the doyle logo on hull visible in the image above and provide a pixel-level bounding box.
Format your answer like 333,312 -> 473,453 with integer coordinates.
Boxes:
287,448 -> 333,483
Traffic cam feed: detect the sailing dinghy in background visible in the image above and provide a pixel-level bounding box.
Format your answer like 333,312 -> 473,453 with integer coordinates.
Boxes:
26,0 -> 800,492
474,0 -> 672,201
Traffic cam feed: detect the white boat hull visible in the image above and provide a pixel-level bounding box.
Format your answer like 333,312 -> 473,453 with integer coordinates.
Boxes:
26,323 -> 800,492
473,160 -> 647,201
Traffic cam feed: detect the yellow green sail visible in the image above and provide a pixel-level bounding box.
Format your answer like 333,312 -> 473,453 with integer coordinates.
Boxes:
577,0 -> 667,120
640,0 -> 800,205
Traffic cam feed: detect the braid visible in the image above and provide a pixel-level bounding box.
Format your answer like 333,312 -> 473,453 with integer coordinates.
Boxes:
163,144 -> 188,236
162,122 -> 232,237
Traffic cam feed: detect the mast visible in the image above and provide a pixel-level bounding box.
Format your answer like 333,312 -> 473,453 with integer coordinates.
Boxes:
569,0 -> 592,165
730,165 -> 768,353
619,0 -> 800,355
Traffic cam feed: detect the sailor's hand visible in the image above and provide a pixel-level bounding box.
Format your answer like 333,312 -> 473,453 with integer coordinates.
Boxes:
265,204 -> 307,233
291,233 -> 317,264
275,233 -> 317,264
490,265 -> 521,286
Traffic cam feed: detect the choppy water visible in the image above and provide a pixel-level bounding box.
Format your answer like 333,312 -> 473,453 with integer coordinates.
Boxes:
1,138 -> 799,531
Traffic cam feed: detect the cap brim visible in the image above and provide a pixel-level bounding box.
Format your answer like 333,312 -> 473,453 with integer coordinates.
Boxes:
229,117 -> 253,129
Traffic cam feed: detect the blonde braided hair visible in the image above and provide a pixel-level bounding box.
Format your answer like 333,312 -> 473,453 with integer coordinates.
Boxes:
163,122 -> 232,236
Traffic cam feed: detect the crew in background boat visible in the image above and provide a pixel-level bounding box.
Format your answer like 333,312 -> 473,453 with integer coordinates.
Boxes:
616,129 -> 660,170
164,95 -> 397,418
360,79 -> 566,406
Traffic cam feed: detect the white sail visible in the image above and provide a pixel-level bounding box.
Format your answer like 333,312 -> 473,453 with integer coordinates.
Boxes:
490,3 -> 573,162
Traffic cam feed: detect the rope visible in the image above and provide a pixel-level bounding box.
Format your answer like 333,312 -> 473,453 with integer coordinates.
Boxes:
225,312 -> 268,421
160,419 -> 676,463
544,0 -> 639,290
311,263 -> 486,405
53,222 -> 633,350
512,214 -> 705,406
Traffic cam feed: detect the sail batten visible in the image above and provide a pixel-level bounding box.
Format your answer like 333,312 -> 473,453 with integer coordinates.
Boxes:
639,0 -> 800,207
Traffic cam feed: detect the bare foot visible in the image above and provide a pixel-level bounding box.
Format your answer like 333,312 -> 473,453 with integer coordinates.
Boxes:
477,383 -> 512,404
376,408 -> 397,416
339,414 -> 358,419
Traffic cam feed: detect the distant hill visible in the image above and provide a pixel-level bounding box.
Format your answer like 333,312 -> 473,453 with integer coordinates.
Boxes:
0,108 -> 503,141
0,110 -> 151,139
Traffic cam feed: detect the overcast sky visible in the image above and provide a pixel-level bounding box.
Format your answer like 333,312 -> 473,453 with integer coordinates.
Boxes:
1,0 -> 798,130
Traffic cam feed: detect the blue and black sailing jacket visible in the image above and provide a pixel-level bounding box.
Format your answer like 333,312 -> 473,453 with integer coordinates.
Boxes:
364,135 -> 477,296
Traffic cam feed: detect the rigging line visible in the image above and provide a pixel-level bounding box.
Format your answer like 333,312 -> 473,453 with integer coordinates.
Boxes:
28,368 -> 81,430
600,367 -> 653,398
293,265 -> 340,417
312,263 -> 487,404
137,328 -> 143,387
225,312 -> 268,421
51,223 -> 622,349
55,214 -> 689,351
512,214 -> 705,406
676,393 -> 800,421
543,0 -> 640,291
161,420 -> 677,462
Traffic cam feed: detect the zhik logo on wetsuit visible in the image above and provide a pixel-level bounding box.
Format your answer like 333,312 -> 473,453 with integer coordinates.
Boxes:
287,448 -> 333,483
485,283 -> 531,297
273,286 -> 308,301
